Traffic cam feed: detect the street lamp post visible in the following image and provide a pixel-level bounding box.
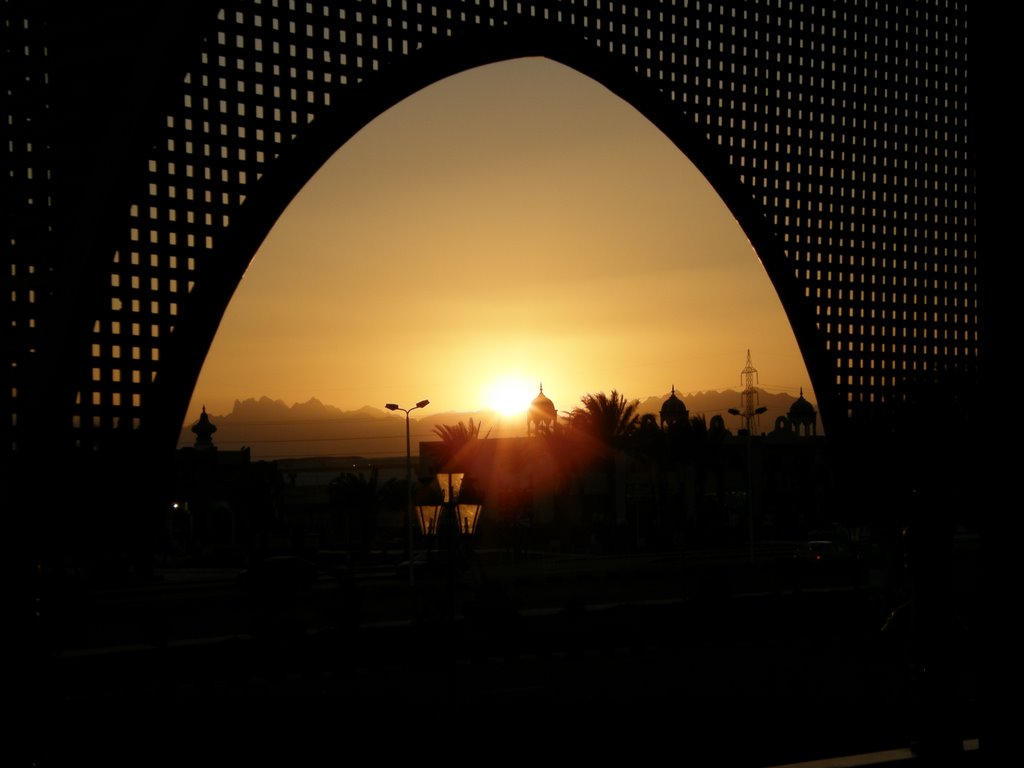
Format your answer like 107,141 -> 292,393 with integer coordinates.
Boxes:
386,399 -> 429,587
729,405 -> 767,562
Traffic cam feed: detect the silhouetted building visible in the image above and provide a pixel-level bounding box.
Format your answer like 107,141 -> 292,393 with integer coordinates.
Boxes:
786,389 -> 818,437
659,385 -> 689,428
527,384 -> 557,435
173,409 -> 283,563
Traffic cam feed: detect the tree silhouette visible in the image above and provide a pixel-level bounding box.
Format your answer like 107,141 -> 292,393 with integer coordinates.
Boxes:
629,413 -> 668,550
631,413 -> 665,464
328,468 -> 387,555
432,417 -> 488,473
569,390 -> 641,449
568,390 -> 641,552
432,417 -> 486,445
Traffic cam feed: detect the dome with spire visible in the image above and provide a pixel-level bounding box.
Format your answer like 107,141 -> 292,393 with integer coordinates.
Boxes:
659,385 -> 689,428
527,383 -> 557,435
787,389 -> 817,436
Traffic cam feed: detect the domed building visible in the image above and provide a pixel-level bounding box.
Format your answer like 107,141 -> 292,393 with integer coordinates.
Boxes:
787,388 -> 818,436
527,384 -> 557,435
659,385 -> 689,429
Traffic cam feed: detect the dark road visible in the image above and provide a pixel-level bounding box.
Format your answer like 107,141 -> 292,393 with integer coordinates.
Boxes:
32,549 -> 979,765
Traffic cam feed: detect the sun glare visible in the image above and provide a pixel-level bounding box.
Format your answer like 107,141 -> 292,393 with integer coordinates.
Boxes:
483,374 -> 534,417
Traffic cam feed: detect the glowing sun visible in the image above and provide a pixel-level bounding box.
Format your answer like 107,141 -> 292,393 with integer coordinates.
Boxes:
482,374 -> 535,417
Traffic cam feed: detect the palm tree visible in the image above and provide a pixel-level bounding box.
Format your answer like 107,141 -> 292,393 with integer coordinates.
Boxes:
632,413 -> 665,464
431,417 -> 488,472
328,468 -> 385,554
568,390 -> 641,552
570,390 -> 641,450
432,417 -> 486,445
629,413 -> 667,549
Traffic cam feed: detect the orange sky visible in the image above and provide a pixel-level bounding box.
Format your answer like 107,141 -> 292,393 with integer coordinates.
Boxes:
183,58 -> 816,425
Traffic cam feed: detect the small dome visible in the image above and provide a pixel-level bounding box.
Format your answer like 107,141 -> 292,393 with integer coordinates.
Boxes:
787,389 -> 818,436
789,389 -> 816,419
660,385 -> 689,427
527,384 -> 557,434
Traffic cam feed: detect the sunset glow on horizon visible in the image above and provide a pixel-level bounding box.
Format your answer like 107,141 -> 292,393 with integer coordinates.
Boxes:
182,58 -> 817,428
482,374 -> 537,419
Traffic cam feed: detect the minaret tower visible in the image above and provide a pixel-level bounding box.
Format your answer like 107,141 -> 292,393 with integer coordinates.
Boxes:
191,405 -> 218,451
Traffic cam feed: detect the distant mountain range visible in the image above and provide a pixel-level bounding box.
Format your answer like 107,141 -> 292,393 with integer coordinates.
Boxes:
178,390 -> 818,461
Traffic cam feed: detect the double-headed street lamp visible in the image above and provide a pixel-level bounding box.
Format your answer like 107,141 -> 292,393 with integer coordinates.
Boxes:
385,399 -> 429,587
728,405 -> 767,437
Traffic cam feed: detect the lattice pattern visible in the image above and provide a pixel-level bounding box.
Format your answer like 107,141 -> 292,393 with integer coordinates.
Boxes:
3,2 -> 55,447
2,0 -> 975,455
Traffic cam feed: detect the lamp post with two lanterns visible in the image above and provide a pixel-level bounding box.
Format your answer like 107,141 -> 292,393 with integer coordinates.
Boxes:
410,469 -> 482,702
415,469 -> 483,622
414,472 -> 483,557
